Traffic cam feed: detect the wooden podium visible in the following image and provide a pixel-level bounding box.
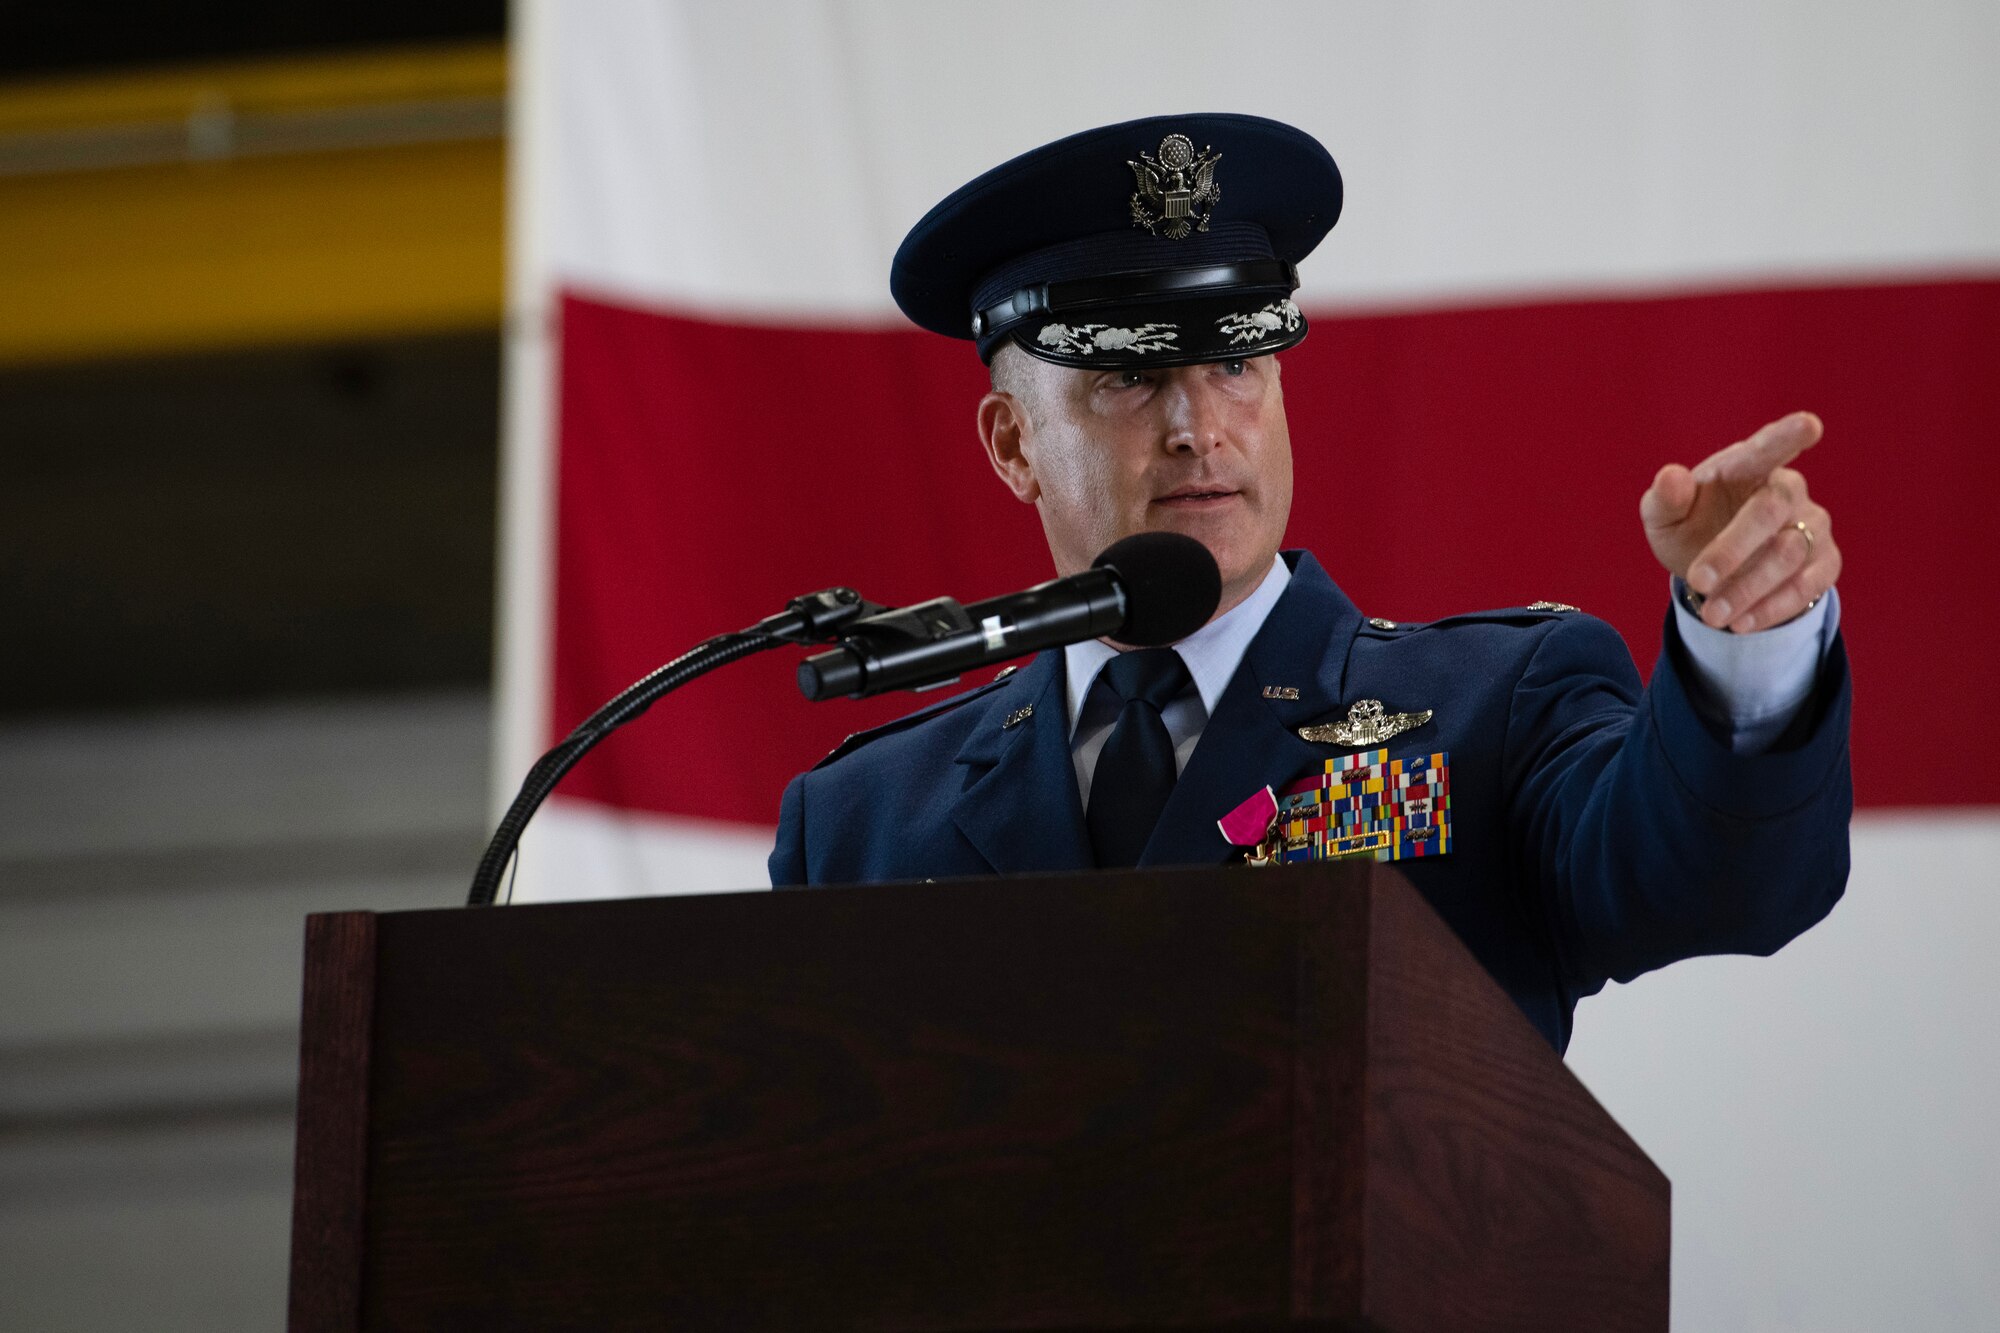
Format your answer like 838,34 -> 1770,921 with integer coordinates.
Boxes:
288,863 -> 1668,1331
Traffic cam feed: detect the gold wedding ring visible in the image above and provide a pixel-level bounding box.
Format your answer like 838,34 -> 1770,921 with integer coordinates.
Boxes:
1792,521 -> 1821,613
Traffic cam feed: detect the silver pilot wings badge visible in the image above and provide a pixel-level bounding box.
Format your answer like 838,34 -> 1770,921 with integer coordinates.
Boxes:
1129,133 -> 1221,239
1297,698 -> 1435,747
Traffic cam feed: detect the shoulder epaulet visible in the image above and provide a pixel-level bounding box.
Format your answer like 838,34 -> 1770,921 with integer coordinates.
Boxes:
811,666 -> 1020,770
1358,602 -> 1583,634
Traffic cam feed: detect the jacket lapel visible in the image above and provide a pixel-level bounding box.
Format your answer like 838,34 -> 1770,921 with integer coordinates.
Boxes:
1140,552 -> 1365,868
950,652 -> 1092,874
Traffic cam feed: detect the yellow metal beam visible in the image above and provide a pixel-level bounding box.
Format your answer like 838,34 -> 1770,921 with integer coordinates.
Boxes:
0,41 -> 506,134
0,43 -> 505,366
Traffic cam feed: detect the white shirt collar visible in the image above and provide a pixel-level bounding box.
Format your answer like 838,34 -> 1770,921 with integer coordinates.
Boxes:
1064,553 -> 1292,734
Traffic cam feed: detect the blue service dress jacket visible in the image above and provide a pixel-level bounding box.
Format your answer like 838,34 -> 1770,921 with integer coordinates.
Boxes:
769,550 -> 1853,1051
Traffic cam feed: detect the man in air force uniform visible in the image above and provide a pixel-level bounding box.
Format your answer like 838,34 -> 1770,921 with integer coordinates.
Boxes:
769,114 -> 1851,1053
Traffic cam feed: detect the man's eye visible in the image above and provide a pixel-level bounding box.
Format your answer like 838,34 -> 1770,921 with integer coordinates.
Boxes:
1117,370 -> 1149,388
1222,359 -> 1248,376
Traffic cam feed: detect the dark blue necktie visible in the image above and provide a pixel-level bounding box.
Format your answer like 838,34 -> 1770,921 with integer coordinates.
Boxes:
1085,648 -> 1194,868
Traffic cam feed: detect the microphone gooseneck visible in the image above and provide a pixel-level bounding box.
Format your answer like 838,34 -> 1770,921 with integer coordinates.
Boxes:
467,540 -> 1225,904
467,586 -> 883,906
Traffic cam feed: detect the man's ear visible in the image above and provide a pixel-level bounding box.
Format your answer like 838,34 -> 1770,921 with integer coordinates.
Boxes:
977,390 -> 1040,505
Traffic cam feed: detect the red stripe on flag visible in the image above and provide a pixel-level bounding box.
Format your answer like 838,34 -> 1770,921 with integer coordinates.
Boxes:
551,277 -> 2000,824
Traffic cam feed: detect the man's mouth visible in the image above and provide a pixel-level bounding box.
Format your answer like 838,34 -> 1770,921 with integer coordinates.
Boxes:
1154,486 -> 1241,508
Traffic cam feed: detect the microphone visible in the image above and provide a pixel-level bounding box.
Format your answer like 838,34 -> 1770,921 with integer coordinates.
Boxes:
797,532 -> 1221,701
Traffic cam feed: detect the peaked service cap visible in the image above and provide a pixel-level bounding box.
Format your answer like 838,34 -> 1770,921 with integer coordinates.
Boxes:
891,113 -> 1341,370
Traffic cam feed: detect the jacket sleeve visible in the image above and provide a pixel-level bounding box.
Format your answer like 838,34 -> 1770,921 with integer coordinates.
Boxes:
768,772 -> 809,888
1505,610 -> 1853,998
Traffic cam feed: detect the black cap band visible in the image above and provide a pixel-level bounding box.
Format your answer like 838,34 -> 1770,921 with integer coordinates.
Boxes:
970,259 -> 1300,339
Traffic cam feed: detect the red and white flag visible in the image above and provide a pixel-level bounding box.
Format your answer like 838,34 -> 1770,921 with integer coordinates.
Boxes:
498,6 -> 1998,1319
500,3 -> 1997,898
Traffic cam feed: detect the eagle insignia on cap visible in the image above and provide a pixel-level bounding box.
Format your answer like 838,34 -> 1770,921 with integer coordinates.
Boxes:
1129,133 -> 1221,239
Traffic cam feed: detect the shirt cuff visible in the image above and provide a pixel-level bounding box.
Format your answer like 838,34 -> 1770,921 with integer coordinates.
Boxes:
1670,577 -> 1841,755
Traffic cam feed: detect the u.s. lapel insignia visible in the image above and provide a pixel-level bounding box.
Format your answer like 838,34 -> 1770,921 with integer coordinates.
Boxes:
1261,685 -> 1300,701
1002,704 -> 1034,729
1297,698 -> 1434,746
1128,133 -> 1221,239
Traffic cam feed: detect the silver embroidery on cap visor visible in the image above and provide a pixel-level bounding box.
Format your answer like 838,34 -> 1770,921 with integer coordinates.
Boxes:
1035,322 -> 1180,356
1217,298 -> 1303,346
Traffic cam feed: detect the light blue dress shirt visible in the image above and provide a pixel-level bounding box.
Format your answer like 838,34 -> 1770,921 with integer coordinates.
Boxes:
1064,555 -> 1838,803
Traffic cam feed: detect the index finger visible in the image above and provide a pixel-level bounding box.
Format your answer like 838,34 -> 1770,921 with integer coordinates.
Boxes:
1692,411 -> 1824,484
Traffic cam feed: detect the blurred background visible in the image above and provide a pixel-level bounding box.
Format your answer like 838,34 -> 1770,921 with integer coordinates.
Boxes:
0,5 -> 505,1327
3,3 -> 1996,1329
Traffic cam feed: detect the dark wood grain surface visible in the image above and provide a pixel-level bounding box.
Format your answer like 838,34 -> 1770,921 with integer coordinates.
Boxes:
1357,869 -> 1672,1331
1285,871 -> 1372,1320
289,864 -> 1668,1331
289,910 -> 377,1332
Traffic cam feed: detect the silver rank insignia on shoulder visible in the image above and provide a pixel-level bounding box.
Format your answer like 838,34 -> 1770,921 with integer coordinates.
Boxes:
1527,600 -> 1580,613
1002,705 -> 1034,729
1298,698 -> 1434,746
1129,133 -> 1221,239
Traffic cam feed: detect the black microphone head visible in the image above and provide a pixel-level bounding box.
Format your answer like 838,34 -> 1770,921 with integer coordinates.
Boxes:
1091,532 -> 1222,646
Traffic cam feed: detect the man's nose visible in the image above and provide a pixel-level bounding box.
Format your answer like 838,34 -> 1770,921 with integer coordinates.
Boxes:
1162,370 -> 1227,455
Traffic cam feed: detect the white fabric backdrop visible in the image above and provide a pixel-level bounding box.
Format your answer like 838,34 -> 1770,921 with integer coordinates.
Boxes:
499,5 -> 2000,1326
